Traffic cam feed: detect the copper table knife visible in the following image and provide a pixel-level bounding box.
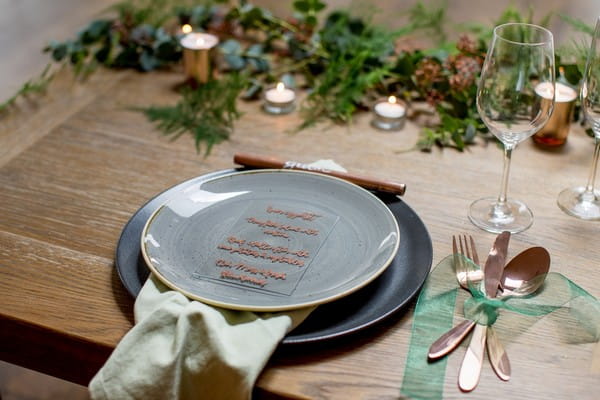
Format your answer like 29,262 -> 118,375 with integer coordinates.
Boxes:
233,152 -> 406,196
458,231 -> 510,391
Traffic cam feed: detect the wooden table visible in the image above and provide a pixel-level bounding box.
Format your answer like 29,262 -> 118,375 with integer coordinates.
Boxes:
1,68 -> 598,399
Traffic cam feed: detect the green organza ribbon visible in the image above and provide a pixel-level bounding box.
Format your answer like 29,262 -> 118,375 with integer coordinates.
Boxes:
400,254 -> 600,400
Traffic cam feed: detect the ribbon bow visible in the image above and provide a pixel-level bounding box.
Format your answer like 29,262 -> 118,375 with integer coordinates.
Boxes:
400,255 -> 600,400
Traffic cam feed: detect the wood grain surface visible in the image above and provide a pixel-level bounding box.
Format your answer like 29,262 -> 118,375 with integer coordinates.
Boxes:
1,66 -> 599,399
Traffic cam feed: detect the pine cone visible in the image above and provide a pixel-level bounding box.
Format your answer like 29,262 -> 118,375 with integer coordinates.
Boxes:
456,34 -> 478,54
448,54 -> 482,91
414,58 -> 443,87
425,89 -> 445,106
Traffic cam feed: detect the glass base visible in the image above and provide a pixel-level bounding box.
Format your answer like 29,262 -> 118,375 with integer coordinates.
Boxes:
263,101 -> 295,115
557,186 -> 600,220
468,196 -> 533,233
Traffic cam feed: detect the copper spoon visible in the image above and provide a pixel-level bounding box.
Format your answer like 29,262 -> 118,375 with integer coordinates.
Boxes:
484,246 -> 550,384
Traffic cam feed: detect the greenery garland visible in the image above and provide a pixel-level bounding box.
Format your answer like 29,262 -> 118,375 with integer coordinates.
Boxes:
1,0 -> 594,154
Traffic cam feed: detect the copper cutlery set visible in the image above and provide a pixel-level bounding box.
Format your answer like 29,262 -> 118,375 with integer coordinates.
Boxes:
429,232 -> 550,391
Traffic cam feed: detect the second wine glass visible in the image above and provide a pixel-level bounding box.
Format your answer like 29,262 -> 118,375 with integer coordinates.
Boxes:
469,23 -> 555,233
557,16 -> 600,220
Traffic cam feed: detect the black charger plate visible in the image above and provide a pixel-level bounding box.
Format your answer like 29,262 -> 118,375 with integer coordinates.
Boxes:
115,169 -> 432,344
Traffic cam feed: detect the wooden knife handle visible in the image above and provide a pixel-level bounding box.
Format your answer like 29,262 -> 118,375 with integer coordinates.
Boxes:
233,153 -> 406,196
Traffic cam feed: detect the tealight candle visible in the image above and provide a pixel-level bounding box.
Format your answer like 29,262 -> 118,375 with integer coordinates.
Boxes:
533,80 -> 578,146
263,82 -> 296,114
372,96 -> 407,131
180,32 -> 219,84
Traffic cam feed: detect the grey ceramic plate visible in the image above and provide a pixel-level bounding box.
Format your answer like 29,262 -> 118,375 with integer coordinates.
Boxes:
140,169 -> 400,311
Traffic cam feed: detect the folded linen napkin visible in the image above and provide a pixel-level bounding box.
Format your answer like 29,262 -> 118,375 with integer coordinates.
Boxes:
90,160 -> 346,400
89,274 -> 313,400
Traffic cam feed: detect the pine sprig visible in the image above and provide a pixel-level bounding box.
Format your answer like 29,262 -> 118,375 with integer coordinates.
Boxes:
299,11 -> 397,128
560,14 -> 595,35
0,64 -> 54,113
402,0 -> 448,43
139,74 -> 246,155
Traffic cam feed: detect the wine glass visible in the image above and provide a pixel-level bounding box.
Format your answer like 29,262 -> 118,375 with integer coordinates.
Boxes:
557,17 -> 600,220
469,23 -> 555,233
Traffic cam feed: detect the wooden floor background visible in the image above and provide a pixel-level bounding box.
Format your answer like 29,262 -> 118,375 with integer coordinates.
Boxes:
0,0 -> 597,399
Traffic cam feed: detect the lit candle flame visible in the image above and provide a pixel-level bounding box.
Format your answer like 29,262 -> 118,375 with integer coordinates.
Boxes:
276,82 -> 285,91
388,95 -> 397,104
182,24 -> 192,34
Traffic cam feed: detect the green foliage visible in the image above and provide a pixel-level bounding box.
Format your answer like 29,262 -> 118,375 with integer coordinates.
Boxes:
299,11 -> 396,128
301,53 -> 390,128
0,65 -> 54,113
220,40 -> 269,73
9,0 -> 597,155
560,14 -> 595,35
293,0 -> 326,27
558,14 -> 595,80
112,0 -> 204,28
139,74 -> 246,155
401,1 -> 448,43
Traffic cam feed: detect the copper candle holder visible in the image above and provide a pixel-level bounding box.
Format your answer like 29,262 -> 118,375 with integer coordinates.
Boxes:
533,81 -> 578,146
180,32 -> 219,84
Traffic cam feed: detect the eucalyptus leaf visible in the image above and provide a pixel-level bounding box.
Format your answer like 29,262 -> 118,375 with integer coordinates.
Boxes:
246,43 -> 264,57
79,19 -> 112,44
280,74 -> 296,89
154,27 -> 171,42
47,41 -> 69,62
220,39 -> 242,55
465,123 -> 476,142
113,46 -> 140,68
95,44 -> 111,63
248,58 -> 269,72
130,24 -> 155,44
190,5 -> 212,28
154,39 -> 179,62
224,54 -> 246,70
241,80 -> 263,100
140,50 -> 159,71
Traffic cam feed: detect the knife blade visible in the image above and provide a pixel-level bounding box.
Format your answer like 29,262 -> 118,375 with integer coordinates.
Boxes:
487,325 -> 511,381
458,231 -> 510,391
483,231 -> 511,381
483,231 -> 510,297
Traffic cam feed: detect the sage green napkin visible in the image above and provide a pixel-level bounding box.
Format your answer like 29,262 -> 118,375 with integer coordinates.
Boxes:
89,274 -> 313,400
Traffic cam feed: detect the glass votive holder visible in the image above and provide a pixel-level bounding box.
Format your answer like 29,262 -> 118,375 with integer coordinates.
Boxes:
371,96 -> 407,131
263,83 -> 296,115
180,32 -> 219,84
533,81 -> 578,146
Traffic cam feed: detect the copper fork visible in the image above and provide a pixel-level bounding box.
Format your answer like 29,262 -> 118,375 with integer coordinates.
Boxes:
428,234 -> 482,359
453,234 -> 484,289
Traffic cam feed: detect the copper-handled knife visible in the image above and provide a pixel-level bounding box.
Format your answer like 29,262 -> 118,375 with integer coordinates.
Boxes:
233,153 -> 406,196
458,231 -> 510,391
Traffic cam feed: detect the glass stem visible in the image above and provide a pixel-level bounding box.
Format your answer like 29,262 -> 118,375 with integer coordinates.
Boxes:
584,137 -> 600,194
497,145 -> 513,204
